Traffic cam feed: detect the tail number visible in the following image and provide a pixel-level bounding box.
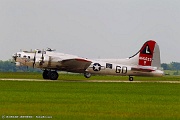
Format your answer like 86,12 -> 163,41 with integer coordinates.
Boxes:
116,66 -> 127,74
139,57 -> 152,62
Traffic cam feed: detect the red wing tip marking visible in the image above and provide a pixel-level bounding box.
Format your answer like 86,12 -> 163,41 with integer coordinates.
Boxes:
75,58 -> 92,63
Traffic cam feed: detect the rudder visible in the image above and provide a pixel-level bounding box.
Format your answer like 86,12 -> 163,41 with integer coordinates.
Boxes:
139,40 -> 156,66
129,40 -> 161,68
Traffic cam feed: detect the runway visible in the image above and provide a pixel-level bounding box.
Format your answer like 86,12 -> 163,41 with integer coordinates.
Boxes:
0,78 -> 180,83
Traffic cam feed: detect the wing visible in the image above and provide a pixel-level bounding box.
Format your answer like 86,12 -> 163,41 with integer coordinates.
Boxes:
57,58 -> 92,73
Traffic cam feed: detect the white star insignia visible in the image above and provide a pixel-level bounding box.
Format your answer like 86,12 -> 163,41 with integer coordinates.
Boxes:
93,63 -> 101,71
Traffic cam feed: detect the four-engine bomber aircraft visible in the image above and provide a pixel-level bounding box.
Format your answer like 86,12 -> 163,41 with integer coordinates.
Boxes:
12,40 -> 164,81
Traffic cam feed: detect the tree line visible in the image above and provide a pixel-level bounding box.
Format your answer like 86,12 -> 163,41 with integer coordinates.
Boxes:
0,60 -> 180,72
0,60 -> 41,72
161,62 -> 180,70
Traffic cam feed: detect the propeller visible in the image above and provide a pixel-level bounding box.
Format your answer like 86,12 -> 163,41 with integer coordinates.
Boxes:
33,51 -> 36,68
12,53 -> 18,62
32,49 -> 46,68
11,53 -> 19,66
39,50 -> 45,66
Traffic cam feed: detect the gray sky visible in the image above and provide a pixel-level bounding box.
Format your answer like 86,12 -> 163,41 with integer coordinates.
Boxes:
0,0 -> 180,63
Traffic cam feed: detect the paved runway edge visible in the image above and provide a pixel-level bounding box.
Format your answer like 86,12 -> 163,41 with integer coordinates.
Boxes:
0,78 -> 180,83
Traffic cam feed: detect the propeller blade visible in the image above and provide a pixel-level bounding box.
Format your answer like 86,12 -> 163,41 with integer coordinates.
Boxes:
12,53 -> 18,61
33,51 -> 36,68
39,49 -> 44,66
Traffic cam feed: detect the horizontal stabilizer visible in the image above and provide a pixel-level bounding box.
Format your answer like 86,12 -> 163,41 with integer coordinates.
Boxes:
131,67 -> 155,72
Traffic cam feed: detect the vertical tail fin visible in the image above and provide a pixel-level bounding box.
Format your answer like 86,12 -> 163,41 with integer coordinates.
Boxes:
139,40 -> 156,66
130,40 -> 161,68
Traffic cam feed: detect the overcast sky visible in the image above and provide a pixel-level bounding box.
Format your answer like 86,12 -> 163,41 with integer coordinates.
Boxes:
0,0 -> 180,63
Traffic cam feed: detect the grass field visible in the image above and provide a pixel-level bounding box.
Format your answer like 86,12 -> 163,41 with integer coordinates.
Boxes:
0,72 -> 180,81
0,72 -> 180,119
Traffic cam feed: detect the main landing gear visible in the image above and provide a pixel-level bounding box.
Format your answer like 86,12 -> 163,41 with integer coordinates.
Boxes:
42,70 -> 59,80
84,72 -> 91,78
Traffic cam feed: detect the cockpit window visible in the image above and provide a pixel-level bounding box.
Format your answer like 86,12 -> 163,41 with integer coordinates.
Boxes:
37,51 -> 46,54
38,51 -> 41,53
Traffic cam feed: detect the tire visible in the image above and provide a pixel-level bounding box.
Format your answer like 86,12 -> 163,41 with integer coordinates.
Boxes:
84,72 -> 91,78
48,71 -> 59,80
43,70 -> 49,79
129,76 -> 133,81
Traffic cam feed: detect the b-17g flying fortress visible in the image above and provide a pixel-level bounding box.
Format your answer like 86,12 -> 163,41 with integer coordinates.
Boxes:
1,1 -> 180,119
12,40 -> 164,81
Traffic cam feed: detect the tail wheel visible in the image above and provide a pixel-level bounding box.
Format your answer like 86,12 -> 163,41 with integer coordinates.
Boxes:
129,76 -> 133,81
84,72 -> 91,78
48,71 -> 59,80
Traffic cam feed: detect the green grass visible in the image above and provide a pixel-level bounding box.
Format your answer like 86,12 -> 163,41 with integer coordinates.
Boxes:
0,80 -> 180,120
164,70 -> 180,75
0,72 -> 42,79
0,72 -> 180,81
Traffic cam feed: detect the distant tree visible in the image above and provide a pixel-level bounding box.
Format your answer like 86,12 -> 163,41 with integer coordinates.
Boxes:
0,60 -> 16,72
161,62 -> 180,70
161,63 -> 170,70
170,62 -> 180,70
0,60 -> 41,72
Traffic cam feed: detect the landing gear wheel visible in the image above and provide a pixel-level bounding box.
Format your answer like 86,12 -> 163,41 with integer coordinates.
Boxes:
43,70 -> 49,79
129,76 -> 133,81
48,71 -> 59,80
84,72 -> 91,78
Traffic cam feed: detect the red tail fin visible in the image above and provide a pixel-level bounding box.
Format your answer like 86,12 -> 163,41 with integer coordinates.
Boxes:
139,40 -> 156,66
